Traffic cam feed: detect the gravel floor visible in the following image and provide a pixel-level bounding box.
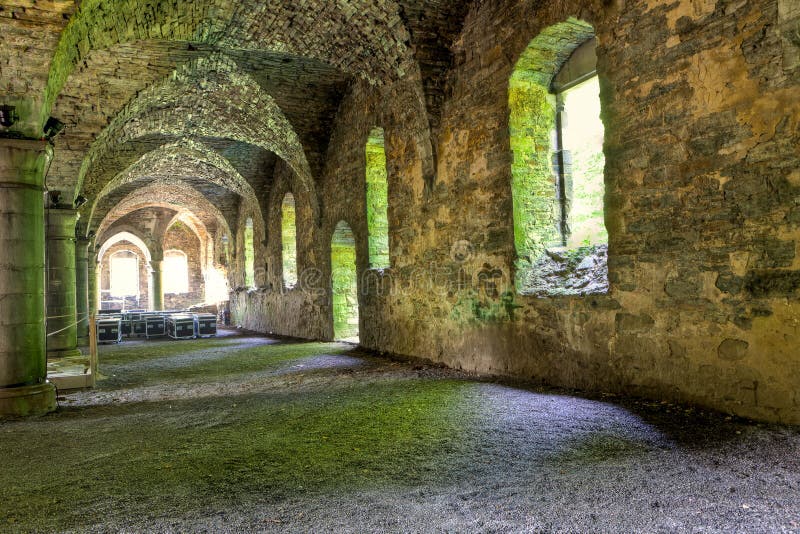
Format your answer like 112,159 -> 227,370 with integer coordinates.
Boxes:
1,329 -> 798,533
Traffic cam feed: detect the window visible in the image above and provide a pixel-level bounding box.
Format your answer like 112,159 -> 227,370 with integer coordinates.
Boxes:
552,42 -> 607,249
163,250 -> 189,294
281,193 -> 298,288
365,127 -> 390,269
331,221 -> 359,341
244,217 -> 255,288
109,251 -> 139,297
510,19 -> 608,296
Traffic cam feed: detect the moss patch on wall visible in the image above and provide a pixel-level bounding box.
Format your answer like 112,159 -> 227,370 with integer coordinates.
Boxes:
509,79 -> 559,276
366,128 -> 390,269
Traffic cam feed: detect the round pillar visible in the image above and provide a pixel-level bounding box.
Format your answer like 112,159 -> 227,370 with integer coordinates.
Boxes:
150,259 -> 164,311
0,139 -> 57,417
88,257 -> 99,316
46,208 -> 81,360
75,234 -> 90,346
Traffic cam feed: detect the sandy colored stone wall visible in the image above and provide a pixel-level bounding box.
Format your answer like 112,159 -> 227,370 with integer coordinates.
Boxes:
229,0 -> 799,423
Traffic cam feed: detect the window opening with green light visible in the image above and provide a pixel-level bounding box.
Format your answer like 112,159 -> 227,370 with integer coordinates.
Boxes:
244,217 -> 255,288
281,193 -> 298,288
509,19 -> 609,297
109,250 -> 139,298
331,221 -> 359,342
163,250 -> 189,294
365,127 -> 390,269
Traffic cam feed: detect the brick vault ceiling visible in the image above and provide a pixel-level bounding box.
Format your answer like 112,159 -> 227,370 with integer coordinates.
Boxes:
0,0 -> 472,233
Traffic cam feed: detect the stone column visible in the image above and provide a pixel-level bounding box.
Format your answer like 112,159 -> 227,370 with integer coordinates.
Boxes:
75,234 -> 90,346
88,257 -> 99,316
150,258 -> 164,311
0,139 -> 57,417
46,208 -> 82,360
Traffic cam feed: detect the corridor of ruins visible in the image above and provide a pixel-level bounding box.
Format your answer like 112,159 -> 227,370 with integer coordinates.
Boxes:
0,0 -> 799,530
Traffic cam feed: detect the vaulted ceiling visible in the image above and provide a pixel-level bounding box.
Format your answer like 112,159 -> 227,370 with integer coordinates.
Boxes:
0,0 -> 472,249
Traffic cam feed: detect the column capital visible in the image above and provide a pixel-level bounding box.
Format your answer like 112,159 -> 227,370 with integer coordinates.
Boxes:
75,232 -> 92,246
46,208 -> 78,240
0,139 -> 52,190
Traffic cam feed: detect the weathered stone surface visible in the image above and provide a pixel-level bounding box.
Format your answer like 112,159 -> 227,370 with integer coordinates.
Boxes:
1,0 -> 798,425
718,338 -> 750,361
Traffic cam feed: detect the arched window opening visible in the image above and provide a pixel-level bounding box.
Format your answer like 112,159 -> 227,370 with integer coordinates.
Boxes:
244,217 -> 255,288
109,250 -> 139,298
510,19 -> 608,296
205,267 -> 230,303
281,193 -> 298,288
163,250 -> 189,294
220,234 -> 230,266
331,221 -> 359,342
365,127 -> 390,269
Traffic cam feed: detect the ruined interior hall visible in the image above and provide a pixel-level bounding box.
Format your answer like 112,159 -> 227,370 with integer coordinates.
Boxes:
1,0 -> 799,531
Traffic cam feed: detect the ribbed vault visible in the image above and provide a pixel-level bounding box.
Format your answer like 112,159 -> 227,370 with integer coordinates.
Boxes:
42,0 -> 419,129
87,138 -> 263,234
95,180 -> 232,246
74,55 -> 313,206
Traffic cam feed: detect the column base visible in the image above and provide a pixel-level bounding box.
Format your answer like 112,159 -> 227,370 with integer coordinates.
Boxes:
0,382 -> 57,417
77,336 -> 89,347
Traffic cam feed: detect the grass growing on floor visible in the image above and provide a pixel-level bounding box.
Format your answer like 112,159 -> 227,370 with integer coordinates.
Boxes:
0,337 -> 474,532
99,338 -> 349,387
98,337 -> 245,365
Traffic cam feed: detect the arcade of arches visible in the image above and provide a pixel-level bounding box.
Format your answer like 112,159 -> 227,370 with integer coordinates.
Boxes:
1,0 -> 800,529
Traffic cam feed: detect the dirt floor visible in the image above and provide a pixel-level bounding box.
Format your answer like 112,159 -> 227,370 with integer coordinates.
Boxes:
1,329 -> 799,533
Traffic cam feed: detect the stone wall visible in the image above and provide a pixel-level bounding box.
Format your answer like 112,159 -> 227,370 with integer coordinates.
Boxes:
229,0 -> 800,424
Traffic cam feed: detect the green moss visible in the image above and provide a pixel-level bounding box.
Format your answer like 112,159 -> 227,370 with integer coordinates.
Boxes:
509,81 -> 559,273
99,339 -> 338,387
0,338 -> 473,531
281,194 -> 298,287
365,128 -> 390,269
450,290 -> 520,324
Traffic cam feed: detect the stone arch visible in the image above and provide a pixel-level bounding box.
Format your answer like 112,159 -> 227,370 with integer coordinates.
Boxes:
264,159 -> 319,290
165,210 -> 212,273
97,230 -> 153,264
76,56 -> 317,219
90,138 -> 262,216
44,0 -> 415,126
94,179 -> 232,248
97,232 -> 153,312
